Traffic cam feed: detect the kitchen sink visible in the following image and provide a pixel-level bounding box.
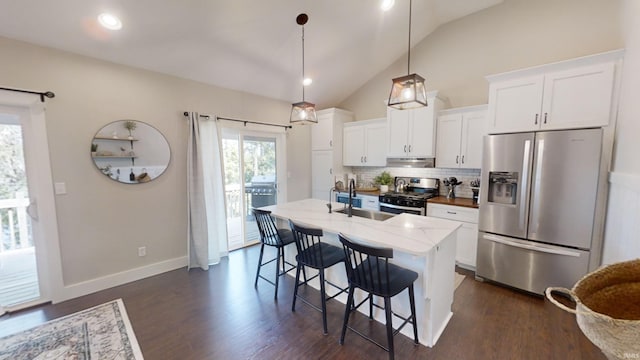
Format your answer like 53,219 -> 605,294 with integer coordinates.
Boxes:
335,207 -> 395,221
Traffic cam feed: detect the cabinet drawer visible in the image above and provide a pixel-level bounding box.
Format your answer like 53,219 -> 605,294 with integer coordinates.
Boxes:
427,204 -> 478,223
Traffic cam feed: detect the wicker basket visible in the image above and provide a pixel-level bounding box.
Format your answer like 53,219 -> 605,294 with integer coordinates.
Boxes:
546,259 -> 640,360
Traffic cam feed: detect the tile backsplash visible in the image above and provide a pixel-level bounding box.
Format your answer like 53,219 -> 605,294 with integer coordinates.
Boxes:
350,166 -> 481,199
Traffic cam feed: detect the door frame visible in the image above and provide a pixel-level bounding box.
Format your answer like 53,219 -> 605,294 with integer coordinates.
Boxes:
220,123 -> 287,248
0,90 -> 64,307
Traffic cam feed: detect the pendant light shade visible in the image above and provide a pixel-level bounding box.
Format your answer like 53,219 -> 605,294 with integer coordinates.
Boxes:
290,101 -> 317,124
290,13 -> 317,124
388,0 -> 427,110
388,73 -> 427,109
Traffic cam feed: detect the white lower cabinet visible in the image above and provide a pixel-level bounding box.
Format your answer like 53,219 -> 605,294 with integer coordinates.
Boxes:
427,203 -> 478,270
334,193 -> 379,211
360,194 -> 380,211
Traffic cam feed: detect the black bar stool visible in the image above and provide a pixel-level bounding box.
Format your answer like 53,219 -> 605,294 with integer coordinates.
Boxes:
338,233 -> 419,360
289,220 -> 348,335
252,208 -> 296,300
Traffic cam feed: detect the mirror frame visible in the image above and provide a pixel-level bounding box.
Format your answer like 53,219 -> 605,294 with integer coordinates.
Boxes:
91,120 -> 171,184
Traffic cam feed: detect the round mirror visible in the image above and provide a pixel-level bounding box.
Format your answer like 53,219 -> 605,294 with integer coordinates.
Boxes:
91,120 -> 170,184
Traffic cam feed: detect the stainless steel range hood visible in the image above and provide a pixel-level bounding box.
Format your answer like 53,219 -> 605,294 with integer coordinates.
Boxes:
386,157 -> 435,168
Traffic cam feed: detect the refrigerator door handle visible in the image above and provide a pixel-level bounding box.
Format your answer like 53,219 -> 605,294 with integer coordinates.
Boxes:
482,234 -> 581,257
519,140 -> 531,231
529,139 -> 545,236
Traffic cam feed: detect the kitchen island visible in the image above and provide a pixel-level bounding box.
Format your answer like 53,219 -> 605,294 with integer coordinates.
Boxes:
261,198 -> 461,347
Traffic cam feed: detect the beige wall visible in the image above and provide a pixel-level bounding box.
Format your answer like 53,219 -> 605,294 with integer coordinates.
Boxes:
0,36 -> 311,286
613,0 -> 640,174
340,0 -> 623,119
601,0 -> 640,263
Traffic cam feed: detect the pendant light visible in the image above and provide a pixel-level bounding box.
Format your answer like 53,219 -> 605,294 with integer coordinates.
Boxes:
290,13 -> 318,124
388,0 -> 427,110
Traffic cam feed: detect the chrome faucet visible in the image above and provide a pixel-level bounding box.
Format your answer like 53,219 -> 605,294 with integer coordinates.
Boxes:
347,178 -> 357,217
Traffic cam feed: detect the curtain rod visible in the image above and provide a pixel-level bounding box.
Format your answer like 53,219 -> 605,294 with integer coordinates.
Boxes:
0,87 -> 55,102
183,112 -> 292,129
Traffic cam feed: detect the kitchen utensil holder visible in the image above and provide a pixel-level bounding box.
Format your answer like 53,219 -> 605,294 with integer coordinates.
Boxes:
471,187 -> 479,204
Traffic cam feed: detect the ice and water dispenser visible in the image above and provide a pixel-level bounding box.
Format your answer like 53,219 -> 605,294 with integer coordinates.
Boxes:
487,172 -> 518,205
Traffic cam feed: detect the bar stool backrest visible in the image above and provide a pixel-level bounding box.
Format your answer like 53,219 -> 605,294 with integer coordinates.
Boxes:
253,208 -> 284,246
289,220 -> 326,267
339,234 -> 394,296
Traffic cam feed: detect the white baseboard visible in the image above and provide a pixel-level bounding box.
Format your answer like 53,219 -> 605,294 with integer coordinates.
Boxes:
54,256 -> 187,303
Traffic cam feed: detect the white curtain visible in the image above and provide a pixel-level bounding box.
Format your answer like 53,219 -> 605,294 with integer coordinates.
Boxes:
187,112 -> 228,270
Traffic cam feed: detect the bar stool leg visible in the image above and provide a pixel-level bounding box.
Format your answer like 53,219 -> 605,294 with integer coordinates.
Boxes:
319,269 -> 328,335
409,284 -> 419,344
254,243 -> 265,288
292,262 -> 303,311
340,286 -> 355,345
274,247 -> 282,300
384,297 -> 395,360
369,294 -> 374,320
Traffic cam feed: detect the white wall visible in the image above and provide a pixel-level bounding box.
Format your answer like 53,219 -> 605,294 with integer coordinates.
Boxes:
339,0 -> 622,119
0,36 -> 311,298
601,0 -> 640,264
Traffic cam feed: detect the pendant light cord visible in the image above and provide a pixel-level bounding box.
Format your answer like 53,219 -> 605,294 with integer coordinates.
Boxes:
302,25 -> 306,101
407,0 -> 412,74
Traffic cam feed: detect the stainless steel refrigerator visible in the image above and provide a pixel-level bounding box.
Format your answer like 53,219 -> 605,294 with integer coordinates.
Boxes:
476,128 -> 605,294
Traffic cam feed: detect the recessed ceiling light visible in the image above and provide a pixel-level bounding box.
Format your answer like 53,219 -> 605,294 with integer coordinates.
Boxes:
303,78 -> 313,86
98,13 -> 122,30
381,0 -> 395,11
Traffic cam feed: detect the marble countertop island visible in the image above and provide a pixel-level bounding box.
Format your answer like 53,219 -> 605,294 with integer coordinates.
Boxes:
261,198 -> 462,347
261,198 -> 461,255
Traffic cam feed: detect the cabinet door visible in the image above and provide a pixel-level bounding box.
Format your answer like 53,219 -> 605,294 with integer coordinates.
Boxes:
360,195 -> 380,211
364,122 -> 387,166
541,63 -> 615,130
343,126 -> 365,166
408,106 -> 436,157
427,204 -> 479,269
487,75 -> 544,134
460,110 -> 486,169
457,222 -> 478,268
311,115 -> 333,151
311,150 -> 333,200
386,108 -> 410,157
435,113 -> 463,168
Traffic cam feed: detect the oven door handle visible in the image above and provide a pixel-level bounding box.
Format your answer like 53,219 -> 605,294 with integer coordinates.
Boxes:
380,202 -> 425,215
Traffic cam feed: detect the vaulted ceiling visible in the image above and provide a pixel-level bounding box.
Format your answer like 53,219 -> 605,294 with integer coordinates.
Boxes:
0,0 -> 503,108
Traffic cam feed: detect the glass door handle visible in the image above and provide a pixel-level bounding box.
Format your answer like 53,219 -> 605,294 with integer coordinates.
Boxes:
26,198 -> 39,221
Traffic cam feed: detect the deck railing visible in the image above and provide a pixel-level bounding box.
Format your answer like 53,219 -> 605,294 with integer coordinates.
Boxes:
0,193 -> 31,253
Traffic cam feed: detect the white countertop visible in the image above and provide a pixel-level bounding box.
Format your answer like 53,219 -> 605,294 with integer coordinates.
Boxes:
261,199 -> 461,256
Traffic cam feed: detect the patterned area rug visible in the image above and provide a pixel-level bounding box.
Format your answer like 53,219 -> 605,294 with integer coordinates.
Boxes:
0,299 -> 143,360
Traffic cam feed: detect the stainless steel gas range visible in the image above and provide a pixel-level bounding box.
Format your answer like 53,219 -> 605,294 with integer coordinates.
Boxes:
379,177 -> 439,216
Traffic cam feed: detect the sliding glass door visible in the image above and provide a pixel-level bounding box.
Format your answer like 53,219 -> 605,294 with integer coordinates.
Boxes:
221,128 -> 285,250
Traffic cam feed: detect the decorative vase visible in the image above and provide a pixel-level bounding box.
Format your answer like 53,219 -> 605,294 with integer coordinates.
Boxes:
380,185 -> 389,193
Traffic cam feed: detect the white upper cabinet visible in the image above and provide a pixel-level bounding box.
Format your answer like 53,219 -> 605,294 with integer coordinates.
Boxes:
387,91 -> 446,158
487,75 -> 544,133
541,64 -> 614,130
486,50 -> 622,134
343,118 -> 387,167
436,105 -> 487,169
311,108 -> 353,151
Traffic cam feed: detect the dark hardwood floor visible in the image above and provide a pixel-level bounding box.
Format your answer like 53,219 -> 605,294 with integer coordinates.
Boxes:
0,244 -> 604,359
